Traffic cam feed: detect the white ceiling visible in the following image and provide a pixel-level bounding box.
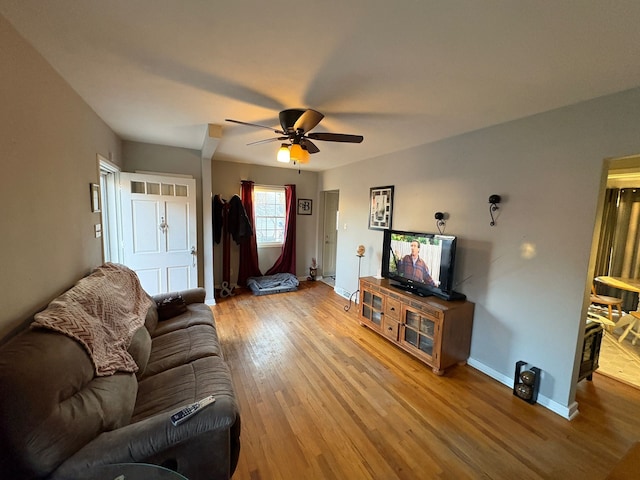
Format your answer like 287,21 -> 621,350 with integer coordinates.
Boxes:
3,1 -> 640,171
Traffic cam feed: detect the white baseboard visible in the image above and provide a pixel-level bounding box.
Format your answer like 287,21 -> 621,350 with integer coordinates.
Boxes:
466,358 -> 578,420
334,286 -> 351,300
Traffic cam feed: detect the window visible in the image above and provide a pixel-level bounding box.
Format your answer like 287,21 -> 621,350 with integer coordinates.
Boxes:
254,186 -> 286,246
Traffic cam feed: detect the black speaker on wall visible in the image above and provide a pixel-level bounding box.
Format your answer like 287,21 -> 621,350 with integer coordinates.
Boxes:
513,360 -> 541,404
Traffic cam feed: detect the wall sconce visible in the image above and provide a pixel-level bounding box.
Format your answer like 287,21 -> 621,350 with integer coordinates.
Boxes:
489,194 -> 501,226
434,212 -> 446,234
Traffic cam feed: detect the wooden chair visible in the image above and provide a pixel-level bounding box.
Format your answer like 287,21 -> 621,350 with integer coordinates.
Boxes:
618,310 -> 640,345
590,284 -> 623,324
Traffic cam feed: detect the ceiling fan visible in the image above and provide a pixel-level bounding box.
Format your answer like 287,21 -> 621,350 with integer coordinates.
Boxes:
225,108 -> 363,164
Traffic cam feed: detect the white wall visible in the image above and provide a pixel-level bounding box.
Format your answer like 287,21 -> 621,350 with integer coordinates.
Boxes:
0,15 -> 121,339
211,160 -> 319,287
320,87 -> 640,417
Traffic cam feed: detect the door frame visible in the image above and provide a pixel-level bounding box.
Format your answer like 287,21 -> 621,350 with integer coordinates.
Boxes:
98,154 -> 122,263
321,190 -> 339,279
582,154 -> 640,392
119,171 -> 198,295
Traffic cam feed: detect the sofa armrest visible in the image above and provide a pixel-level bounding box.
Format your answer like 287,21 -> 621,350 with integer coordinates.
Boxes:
51,396 -> 238,480
153,288 -> 206,306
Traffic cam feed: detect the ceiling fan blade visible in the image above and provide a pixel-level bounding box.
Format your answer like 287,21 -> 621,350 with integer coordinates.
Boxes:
300,138 -> 320,154
247,137 -> 288,146
307,132 -> 364,143
294,109 -> 324,133
279,109 -> 305,132
225,118 -> 285,135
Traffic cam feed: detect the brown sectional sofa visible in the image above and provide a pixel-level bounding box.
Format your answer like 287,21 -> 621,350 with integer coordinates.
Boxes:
0,264 -> 240,480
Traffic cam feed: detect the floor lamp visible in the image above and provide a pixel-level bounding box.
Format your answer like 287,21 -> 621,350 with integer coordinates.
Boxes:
344,245 -> 365,312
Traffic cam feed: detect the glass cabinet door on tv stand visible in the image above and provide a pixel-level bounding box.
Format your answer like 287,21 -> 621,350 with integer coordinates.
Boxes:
402,306 -> 438,364
360,286 -> 384,331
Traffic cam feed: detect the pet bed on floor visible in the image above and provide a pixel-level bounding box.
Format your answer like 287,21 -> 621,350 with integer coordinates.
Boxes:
247,273 -> 299,296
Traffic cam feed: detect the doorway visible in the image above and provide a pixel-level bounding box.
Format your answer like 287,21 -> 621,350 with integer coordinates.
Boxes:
589,155 -> 640,389
322,190 -> 339,287
119,172 -> 198,295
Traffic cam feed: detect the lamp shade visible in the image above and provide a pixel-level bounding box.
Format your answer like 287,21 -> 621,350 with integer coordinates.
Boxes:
277,144 -> 290,163
290,144 -> 310,164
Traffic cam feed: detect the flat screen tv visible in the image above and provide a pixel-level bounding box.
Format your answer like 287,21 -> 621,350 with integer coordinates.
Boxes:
381,229 -> 464,301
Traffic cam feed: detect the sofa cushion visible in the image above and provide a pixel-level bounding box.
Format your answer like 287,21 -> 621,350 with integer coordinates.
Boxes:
152,303 -> 216,337
144,299 -> 159,334
128,326 -> 152,378
0,330 -> 137,477
143,324 -> 222,378
133,355 -> 236,423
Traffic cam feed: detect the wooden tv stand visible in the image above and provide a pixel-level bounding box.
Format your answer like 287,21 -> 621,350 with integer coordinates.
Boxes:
358,277 -> 474,375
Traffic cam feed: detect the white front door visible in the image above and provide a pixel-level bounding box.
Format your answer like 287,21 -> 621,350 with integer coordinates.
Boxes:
120,172 -> 197,295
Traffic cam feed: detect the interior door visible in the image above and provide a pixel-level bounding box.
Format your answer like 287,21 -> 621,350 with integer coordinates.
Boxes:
120,172 -> 197,295
322,191 -> 339,277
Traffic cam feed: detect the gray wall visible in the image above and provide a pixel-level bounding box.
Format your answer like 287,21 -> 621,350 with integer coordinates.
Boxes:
320,87 -> 640,417
211,160 -> 319,286
0,16 -> 121,339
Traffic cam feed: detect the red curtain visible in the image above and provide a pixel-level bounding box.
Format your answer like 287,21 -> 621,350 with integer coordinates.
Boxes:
266,184 -> 296,276
237,180 -> 262,286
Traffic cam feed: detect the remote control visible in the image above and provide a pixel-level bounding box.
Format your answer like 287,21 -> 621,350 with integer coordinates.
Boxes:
170,395 -> 216,426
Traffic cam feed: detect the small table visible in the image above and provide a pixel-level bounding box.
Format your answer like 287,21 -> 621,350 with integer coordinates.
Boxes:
595,276 -> 640,343
595,276 -> 640,293
91,463 -> 189,480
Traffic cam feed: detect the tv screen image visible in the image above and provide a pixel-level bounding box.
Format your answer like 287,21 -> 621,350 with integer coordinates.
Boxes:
382,229 -> 461,300
388,234 -> 444,287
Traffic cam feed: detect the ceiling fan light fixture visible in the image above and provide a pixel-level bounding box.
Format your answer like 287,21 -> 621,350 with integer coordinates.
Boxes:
290,143 -> 310,164
226,108 -> 363,165
277,144 -> 290,163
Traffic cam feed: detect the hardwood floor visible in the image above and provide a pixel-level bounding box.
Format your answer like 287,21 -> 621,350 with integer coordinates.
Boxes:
213,281 -> 640,480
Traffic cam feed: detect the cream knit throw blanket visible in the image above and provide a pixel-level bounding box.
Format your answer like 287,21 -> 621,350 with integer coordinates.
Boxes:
32,263 -> 153,376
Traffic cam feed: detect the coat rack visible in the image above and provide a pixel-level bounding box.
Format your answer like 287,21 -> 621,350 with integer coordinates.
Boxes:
213,194 -> 252,298
220,201 -> 233,297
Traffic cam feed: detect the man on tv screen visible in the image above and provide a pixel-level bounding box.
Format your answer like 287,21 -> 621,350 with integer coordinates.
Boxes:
395,240 -> 435,285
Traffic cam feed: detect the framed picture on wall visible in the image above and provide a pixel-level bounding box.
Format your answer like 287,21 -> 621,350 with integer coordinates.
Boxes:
297,198 -> 312,215
369,185 -> 394,230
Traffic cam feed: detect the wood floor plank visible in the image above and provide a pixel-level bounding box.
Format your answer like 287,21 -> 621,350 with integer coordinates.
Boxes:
213,282 -> 640,479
